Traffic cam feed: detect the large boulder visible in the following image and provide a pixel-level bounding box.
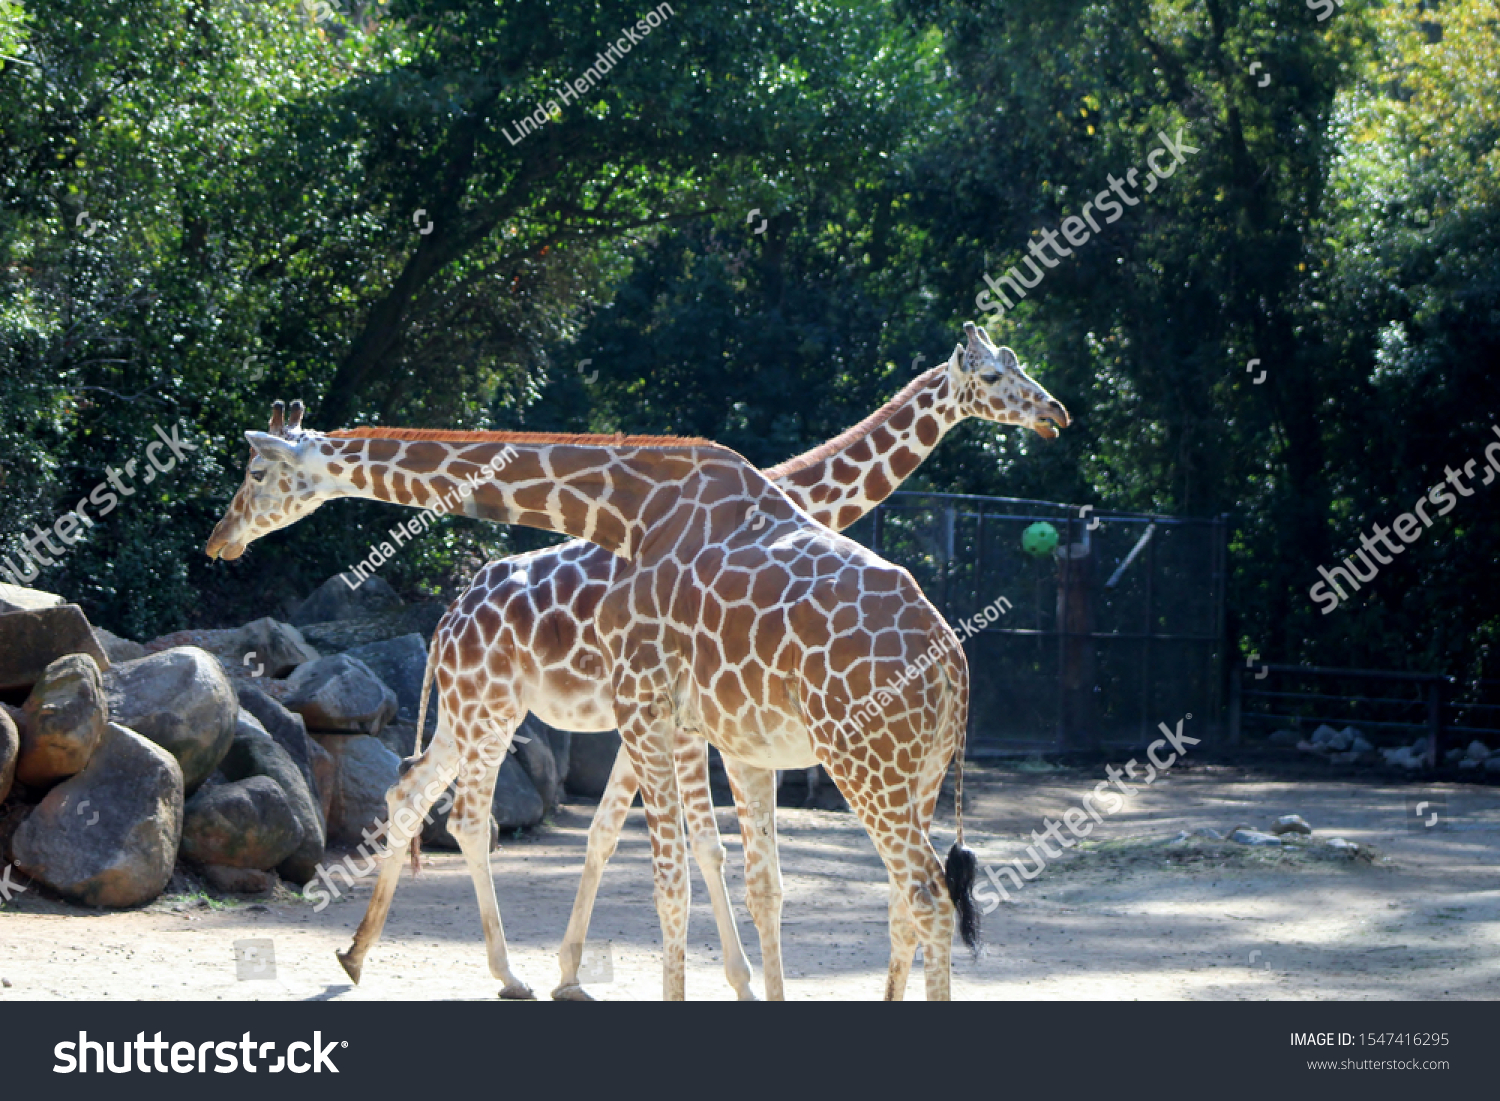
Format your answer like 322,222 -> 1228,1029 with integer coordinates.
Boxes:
283,654 -> 397,735
218,709 -> 326,882
181,775 -> 304,871
311,733 -> 400,845
148,618 -> 318,680
567,730 -> 623,798
235,683 -> 320,819
513,715 -> 562,812
103,647 -> 237,793
297,603 -> 447,652
493,753 -> 545,830
291,575 -> 402,626
0,582 -> 64,614
539,722 -> 571,788
17,652 -> 107,787
343,634 -> 430,729
11,722 -> 183,907
307,738 -> 335,826
0,707 -> 17,804
94,627 -> 149,664
0,604 -> 111,691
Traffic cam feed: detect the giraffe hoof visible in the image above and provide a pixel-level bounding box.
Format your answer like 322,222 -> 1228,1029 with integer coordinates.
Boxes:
335,951 -> 362,985
550,983 -> 596,1002
498,982 -> 536,1000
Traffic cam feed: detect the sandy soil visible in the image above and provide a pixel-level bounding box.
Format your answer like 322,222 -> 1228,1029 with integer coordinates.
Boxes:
1,759 -> 1497,1001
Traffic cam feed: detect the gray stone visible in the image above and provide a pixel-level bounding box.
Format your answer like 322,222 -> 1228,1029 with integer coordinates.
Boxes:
1192,826 -> 1224,840
343,634 -> 429,727
0,582 -> 64,614
420,786 -> 499,852
492,753 -> 545,830
0,604 -> 111,691
182,776 -> 304,871
541,724 -> 571,788
235,683 -> 320,817
0,707 -> 17,804
567,730 -> 623,798
1228,828 -> 1283,847
297,604 -> 447,652
104,647 -> 238,793
1309,724 -> 1342,747
200,864 -> 277,895
12,722 -> 183,908
1485,756 -> 1500,774
1465,739 -> 1491,762
375,720 -> 421,760
292,575 -> 402,626
1325,837 -> 1360,855
17,653 -> 107,787
1350,734 -> 1374,754
282,654 -> 398,735
307,738 -> 334,826
219,709 -> 326,883
1270,814 -> 1313,836
93,627 -> 149,664
514,715 -> 561,812
225,617 -> 320,678
311,733 -> 401,845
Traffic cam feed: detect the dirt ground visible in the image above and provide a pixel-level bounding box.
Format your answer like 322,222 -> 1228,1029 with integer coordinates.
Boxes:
2,757 -> 1497,1001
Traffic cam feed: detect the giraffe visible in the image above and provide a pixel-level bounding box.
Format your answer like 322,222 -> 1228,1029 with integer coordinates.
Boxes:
205,322 -> 1068,999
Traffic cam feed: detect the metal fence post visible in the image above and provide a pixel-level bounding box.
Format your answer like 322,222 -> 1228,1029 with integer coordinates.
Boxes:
1229,663 -> 1243,747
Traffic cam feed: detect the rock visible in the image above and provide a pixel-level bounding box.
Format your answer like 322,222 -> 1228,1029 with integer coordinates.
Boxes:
1228,828 -> 1283,847
0,707 -> 17,804
17,653 -> 107,788
291,574 -> 403,627
1485,756 -> 1500,774
1465,739 -> 1491,762
1310,724 -> 1341,747
234,683 -> 320,822
296,604 -> 447,652
375,720 -> 420,760
540,724 -> 571,788
282,654 -> 398,735
0,604 -> 111,691
1350,734 -> 1374,754
93,627 -> 149,664
225,618 -> 320,678
1339,725 -> 1366,746
103,647 -> 238,793
567,730 -> 623,798
421,787 -> 499,852
1325,837 -> 1359,855
11,723 -> 183,908
310,733 -> 400,845
343,634 -> 429,728
1382,744 -> 1426,770
492,753 -> 545,830
513,715 -> 561,812
1270,814 -> 1312,836
307,738 -> 334,826
218,709 -> 326,883
1458,757 -> 1479,770
1329,749 -> 1364,765
181,776 -> 304,871
1267,730 -> 1300,747
1295,739 -> 1320,754
0,582 -> 64,614
1192,826 -> 1224,840
200,865 -> 277,895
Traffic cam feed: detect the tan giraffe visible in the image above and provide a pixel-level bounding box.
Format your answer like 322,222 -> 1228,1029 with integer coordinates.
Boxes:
211,325 -> 1068,1002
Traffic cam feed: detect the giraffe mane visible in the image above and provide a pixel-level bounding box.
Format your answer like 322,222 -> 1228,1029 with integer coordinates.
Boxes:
327,427 -> 716,448
764,365 -> 947,480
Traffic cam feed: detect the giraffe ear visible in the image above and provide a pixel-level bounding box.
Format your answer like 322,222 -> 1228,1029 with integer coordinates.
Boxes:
963,320 -> 994,350
996,347 -> 1021,371
245,430 -> 301,465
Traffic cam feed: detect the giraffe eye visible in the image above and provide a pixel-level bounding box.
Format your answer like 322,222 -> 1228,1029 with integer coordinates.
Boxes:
251,470 -> 267,483
981,370 -> 1002,383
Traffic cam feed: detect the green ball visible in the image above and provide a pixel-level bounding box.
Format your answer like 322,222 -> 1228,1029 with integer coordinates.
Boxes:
1022,521 -> 1060,557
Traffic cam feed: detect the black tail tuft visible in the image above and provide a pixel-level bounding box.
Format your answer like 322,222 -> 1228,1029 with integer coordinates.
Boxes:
945,841 -> 981,956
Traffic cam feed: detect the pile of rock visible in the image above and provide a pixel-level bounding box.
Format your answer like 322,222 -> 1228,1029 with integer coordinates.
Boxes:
1285,723 -> 1376,764
0,574 -> 575,909
1277,722 -> 1500,772
1443,739 -> 1500,773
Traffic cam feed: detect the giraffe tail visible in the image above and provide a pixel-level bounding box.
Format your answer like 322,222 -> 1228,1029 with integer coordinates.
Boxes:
406,628 -> 442,877
940,654 -> 981,955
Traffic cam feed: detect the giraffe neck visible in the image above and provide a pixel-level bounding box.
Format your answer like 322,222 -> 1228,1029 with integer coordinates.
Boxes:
765,366 -> 961,531
308,431 -> 736,559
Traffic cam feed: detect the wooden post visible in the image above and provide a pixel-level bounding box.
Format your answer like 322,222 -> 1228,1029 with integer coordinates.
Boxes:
1426,679 -> 1444,768
1229,664 -> 1243,747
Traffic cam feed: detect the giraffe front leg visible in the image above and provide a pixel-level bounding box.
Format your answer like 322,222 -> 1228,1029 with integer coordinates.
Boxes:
676,730 -> 757,1000
452,718 -> 535,1000
553,741 -> 640,1001
724,758 -> 784,1000
336,744 -> 457,983
617,712 -> 691,1001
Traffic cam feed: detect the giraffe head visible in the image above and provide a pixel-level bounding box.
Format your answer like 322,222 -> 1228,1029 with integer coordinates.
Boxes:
206,400 -> 335,560
947,321 -> 1070,438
